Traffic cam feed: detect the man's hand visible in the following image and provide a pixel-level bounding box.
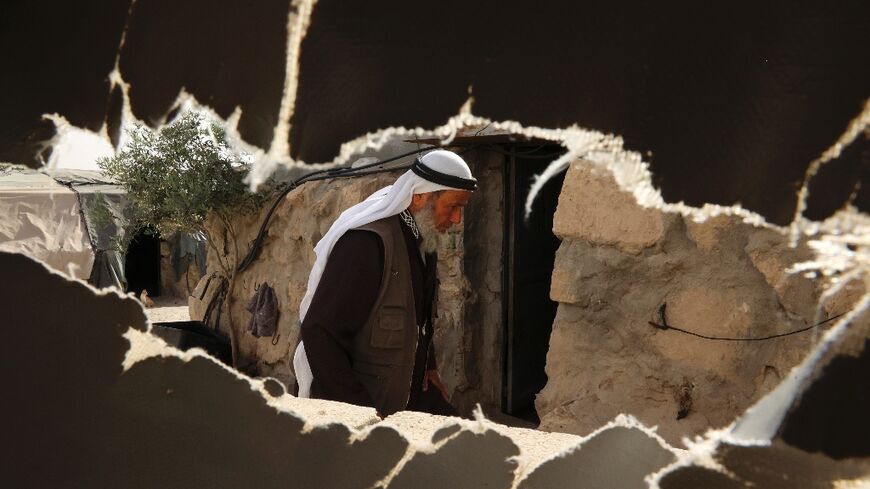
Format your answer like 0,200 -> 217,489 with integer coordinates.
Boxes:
422,369 -> 449,401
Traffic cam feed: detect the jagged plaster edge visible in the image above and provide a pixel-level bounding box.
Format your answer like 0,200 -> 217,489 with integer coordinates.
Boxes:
268,0 -> 319,160
510,413 -> 684,489
31,0 -> 869,250
789,98 -> 870,245
11,219 -> 866,489
14,1 -> 868,482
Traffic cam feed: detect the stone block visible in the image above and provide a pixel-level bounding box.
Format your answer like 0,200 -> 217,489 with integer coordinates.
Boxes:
685,214 -> 743,253
553,161 -> 664,253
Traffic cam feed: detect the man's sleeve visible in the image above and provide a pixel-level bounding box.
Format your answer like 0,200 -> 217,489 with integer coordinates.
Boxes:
300,230 -> 383,407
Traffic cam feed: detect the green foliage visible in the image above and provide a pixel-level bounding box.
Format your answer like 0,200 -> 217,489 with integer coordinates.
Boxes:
97,112 -> 264,239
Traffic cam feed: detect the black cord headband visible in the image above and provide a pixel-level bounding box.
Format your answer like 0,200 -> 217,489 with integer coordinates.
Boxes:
411,157 -> 478,191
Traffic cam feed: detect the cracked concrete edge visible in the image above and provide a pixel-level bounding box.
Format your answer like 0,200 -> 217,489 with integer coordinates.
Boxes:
269,0 -> 319,160
125,295 -> 385,434
522,99 -> 870,237
248,106 -> 790,236
789,98 -> 870,244
509,413 -> 684,488
5,240 -> 867,487
42,0 -> 292,174
35,5 -> 869,251
644,298 -> 870,488
0,250 -> 683,488
728,292 -> 870,442
28,0 -> 869,250
31,250 -> 382,434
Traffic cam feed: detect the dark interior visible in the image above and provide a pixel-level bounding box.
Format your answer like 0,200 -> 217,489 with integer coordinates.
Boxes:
124,230 -> 161,297
503,146 -> 566,423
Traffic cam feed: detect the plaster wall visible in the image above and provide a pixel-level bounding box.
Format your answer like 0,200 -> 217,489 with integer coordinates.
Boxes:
537,159 -> 863,444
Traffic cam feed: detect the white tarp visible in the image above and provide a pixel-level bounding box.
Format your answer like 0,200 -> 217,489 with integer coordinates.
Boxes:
0,169 -> 94,279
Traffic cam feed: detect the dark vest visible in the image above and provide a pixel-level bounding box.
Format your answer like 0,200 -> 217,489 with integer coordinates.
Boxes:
351,217 -> 418,415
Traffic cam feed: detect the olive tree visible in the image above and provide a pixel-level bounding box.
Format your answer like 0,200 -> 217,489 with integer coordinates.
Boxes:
98,112 -> 266,366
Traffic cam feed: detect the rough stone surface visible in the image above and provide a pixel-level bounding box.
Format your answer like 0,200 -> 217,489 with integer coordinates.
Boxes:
553,161 -> 665,253
455,151 -> 505,414
743,227 -> 820,322
539,160 -> 836,445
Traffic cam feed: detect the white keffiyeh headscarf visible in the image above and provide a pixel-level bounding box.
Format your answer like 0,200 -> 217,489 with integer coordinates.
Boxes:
294,150 -> 475,398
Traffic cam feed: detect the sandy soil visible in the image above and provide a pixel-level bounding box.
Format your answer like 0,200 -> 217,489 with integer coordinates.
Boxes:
143,296 -> 191,323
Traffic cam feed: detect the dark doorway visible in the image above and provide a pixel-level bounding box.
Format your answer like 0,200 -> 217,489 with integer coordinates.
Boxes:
125,229 -> 161,296
503,146 -> 566,423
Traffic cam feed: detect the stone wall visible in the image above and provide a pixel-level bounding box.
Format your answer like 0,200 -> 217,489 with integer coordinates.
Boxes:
455,150 -> 505,415
537,159 -> 835,444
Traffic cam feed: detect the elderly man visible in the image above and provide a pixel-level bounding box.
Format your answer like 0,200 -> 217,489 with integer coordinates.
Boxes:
293,150 -> 475,417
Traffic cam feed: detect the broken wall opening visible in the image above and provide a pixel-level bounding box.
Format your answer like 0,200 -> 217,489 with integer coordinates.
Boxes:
181,124 -> 866,445
3,1 -> 870,478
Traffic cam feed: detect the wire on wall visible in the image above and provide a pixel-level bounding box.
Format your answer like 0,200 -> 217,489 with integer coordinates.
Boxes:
648,302 -> 845,341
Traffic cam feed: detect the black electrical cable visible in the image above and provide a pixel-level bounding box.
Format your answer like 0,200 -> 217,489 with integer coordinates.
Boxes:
648,303 -> 846,341
293,144 -> 442,184
328,165 -> 415,180
235,145 -> 441,273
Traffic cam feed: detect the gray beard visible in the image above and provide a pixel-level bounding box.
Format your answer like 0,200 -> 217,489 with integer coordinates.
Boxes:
412,203 -> 440,255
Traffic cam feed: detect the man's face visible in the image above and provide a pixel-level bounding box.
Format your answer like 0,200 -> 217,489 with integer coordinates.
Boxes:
431,190 -> 471,233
